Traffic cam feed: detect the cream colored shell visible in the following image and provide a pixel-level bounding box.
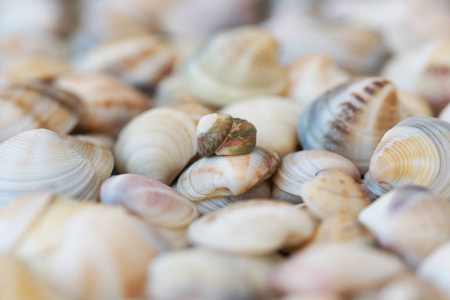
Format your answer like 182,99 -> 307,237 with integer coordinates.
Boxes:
439,102 -> 450,122
418,241 -> 450,298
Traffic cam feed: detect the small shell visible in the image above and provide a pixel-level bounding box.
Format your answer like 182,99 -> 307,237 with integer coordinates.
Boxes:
183,27 -> 287,108
418,241 -> 450,297
359,186 -> 450,267
363,116 -> 450,200
100,174 -> 199,229
300,169 -> 370,220
272,150 -> 360,203
54,73 -> 151,135
187,199 -> 315,254
0,83 -> 82,142
439,102 -> 450,122
197,113 -> 256,157
0,129 -> 114,207
269,244 -> 407,296
175,148 -> 281,201
221,96 -> 304,156
298,77 -> 410,173
114,107 -> 197,185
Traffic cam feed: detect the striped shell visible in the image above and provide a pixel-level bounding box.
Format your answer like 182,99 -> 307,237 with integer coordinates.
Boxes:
363,117 -> 450,201
0,129 -> 114,207
0,83 -> 82,142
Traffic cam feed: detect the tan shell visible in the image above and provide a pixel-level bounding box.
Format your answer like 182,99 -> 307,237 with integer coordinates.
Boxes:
397,91 -> 433,117
298,77 -> 410,173
187,199 -> 315,254
359,186 -> 450,267
300,169 -> 370,220
184,27 -> 287,108
114,107 -> 197,185
272,150 -> 360,203
0,129 -> 114,207
418,241 -> 450,297
54,73 -> 151,135
175,148 -> 281,201
439,102 -> 450,122
0,191 -> 169,300
0,83 -> 82,142
363,117 -> 450,201
220,96 -> 304,156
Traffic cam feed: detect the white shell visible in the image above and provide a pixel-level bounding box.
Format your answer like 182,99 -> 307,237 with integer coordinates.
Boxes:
419,241 -> 450,298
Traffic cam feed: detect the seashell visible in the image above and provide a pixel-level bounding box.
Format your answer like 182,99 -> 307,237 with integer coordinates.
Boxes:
439,102 -> 450,122
272,150 -> 360,203
72,133 -> 115,151
278,293 -> 344,300
363,116 -> 450,201
195,180 -> 271,214
359,186 -> 450,267
147,248 -> 280,300
397,91 -> 433,117
187,199 -> 315,254
54,73 -> 151,135
0,83 -> 82,142
183,27 -> 287,108
114,107 -> 197,185
169,103 -> 212,125
197,113 -> 256,157
0,129 -> 114,207
155,75 -> 202,108
269,243 -> 407,296
221,96 -> 304,156
288,54 -> 351,108
175,147 -> 280,201
100,174 -> 199,229
418,241 -> 450,297
78,35 -> 176,90
298,77 -> 410,173
0,190 -> 169,300
300,169 -> 370,220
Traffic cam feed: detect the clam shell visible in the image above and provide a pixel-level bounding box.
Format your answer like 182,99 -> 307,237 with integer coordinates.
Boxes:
298,77 -> 410,173
100,174 -> 198,229
175,147 -> 280,201
55,73 -> 151,135
0,83 -> 82,142
184,27 -> 287,108
187,199 -> 315,254
114,107 -> 197,185
418,241 -> 450,297
0,129 -> 114,207
359,186 -> 450,267
363,116 -> 450,200
272,150 -> 360,203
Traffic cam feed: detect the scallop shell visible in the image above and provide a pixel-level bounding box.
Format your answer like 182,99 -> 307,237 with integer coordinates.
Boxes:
363,116 -> 450,201
54,73 -> 151,135
298,77 -> 410,173
183,27 -> 287,108
114,107 -> 197,185
0,129 -> 114,207
0,83 -> 82,142
272,150 -> 360,203
187,199 -> 315,254
418,241 -> 450,297
175,147 -> 280,201
359,186 -> 450,267
221,96 -> 304,156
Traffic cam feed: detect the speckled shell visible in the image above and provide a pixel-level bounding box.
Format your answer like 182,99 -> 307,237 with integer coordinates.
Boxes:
419,241 -> 450,297
363,117 -> 450,201
0,83 -> 82,142
184,27 -> 287,108
298,77 -> 410,173
272,150 -> 360,203
0,129 -> 114,207
54,73 -> 151,135
114,107 -> 197,185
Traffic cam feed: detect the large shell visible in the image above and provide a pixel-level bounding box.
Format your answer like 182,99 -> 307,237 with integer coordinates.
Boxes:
221,96 -> 304,156
363,116 -> 450,200
183,27 -> 287,108
175,147 -> 280,201
272,150 -> 360,203
187,200 -> 315,254
0,83 -> 82,142
298,77 -> 410,173
0,191 -> 169,300
54,73 -> 151,135
114,107 -> 197,185
418,241 -> 450,297
359,186 -> 450,267
0,129 -> 114,207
